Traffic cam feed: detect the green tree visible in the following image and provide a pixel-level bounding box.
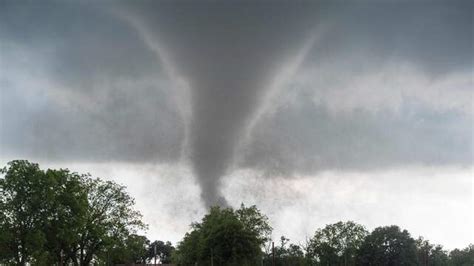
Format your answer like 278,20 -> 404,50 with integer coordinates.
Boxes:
148,240 -> 175,264
173,205 -> 271,265
0,160 -> 51,265
356,225 -> 418,266
0,160 -> 147,266
430,246 -> 449,266
416,237 -> 449,266
75,177 -> 146,265
102,234 -> 149,265
235,203 -> 272,247
172,229 -> 201,265
42,168 -> 89,265
306,221 -> 368,266
449,244 -> 474,266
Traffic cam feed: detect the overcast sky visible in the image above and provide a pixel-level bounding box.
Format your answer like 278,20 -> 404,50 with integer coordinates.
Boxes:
0,0 -> 472,249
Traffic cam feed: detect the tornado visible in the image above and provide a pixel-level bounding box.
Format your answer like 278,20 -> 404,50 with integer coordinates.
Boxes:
127,2 -> 319,207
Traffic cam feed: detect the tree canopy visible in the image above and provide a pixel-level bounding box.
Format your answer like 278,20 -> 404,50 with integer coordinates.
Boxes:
0,160 -> 146,265
172,205 -> 271,265
356,225 -> 419,266
449,244 -> 474,266
307,221 -> 368,266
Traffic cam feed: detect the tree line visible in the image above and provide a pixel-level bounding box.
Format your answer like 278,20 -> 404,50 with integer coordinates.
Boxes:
0,160 -> 472,265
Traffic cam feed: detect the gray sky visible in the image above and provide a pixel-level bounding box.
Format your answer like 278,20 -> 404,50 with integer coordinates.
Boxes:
0,0 -> 472,249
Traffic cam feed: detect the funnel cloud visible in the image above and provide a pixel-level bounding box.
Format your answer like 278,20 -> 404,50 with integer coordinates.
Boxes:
125,2 -> 321,206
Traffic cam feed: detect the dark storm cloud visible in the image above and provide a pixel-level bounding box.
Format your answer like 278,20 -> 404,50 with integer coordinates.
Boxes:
0,1 -> 472,207
301,1 -> 473,75
240,95 -> 473,176
0,2 -> 184,162
236,0 -> 473,176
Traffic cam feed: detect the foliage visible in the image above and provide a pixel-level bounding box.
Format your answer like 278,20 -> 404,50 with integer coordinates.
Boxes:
76,176 -> 146,265
173,205 -> 271,265
235,203 -> 273,246
449,244 -> 474,266
416,237 -> 449,266
102,234 -> 149,265
0,160 -> 50,265
0,160 -> 146,265
306,221 -> 368,266
147,240 -> 175,264
42,168 -> 89,265
356,225 -> 418,266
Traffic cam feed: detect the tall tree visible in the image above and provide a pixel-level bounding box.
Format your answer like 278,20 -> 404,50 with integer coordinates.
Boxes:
306,221 -> 368,266
235,203 -> 273,247
173,205 -> 271,265
102,234 -> 149,265
148,240 -> 175,264
76,177 -> 146,265
0,160 -> 51,265
0,160 -> 146,266
415,237 -> 449,266
42,168 -> 89,265
356,225 -> 418,266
